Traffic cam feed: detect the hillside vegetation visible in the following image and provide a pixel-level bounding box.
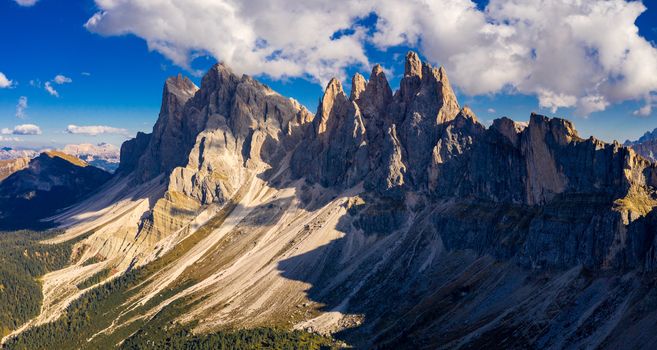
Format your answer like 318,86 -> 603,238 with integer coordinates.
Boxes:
0,230 -> 79,337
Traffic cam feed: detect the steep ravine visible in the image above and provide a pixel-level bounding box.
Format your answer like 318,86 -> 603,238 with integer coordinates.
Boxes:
5,52 -> 657,349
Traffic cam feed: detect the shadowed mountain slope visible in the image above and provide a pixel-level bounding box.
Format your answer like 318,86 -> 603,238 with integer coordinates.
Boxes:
0,152 -> 111,230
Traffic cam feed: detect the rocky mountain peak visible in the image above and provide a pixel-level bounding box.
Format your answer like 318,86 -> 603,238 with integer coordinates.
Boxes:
528,112 -> 580,146
624,126 -> 657,162
315,78 -> 352,137
353,64 -> 393,121
491,116 -> 527,147
131,74 -> 200,182
350,73 -> 367,101
404,51 -> 423,78
456,105 -> 478,123
164,74 -> 198,102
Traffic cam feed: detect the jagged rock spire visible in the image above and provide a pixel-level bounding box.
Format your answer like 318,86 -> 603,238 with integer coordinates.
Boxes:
350,73 -> 367,101
405,51 -> 423,78
353,64 -> 393,121
315,78 -> 350,136
400,51 -> 423,102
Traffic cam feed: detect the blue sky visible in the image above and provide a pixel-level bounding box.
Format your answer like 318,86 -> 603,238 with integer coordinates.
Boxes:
2,0 -> 657,150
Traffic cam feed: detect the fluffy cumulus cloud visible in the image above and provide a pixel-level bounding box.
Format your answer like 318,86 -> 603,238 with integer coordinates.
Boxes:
10,124 -> 41,135
0,72 -> 14,88
15,96 -> 28,119
53,74 -> 72,84
13,0 -> 38,6
66,124 -> 129,136
85,0 -> 657,116
634,93 -> 657,117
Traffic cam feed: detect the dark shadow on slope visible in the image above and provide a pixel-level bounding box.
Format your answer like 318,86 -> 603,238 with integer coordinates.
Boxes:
276,194 -> 657,349
272,117 -> 657,348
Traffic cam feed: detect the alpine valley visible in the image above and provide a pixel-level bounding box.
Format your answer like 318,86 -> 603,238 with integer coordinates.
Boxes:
3,53 -> 657,349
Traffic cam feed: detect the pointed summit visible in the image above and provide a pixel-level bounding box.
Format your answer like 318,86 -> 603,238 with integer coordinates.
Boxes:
457,106 -> 478,123
354,64 -> 392,120
405,51 -> 423,78
164,74 -> 198,105
315,78 -> 350,136
400,51 -> 423,102
350,73 -> 367,101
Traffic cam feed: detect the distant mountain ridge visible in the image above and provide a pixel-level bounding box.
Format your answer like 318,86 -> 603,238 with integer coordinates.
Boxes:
625,128 -> 657,161
0,143 -> 120,172
0,157 -> 29,182
625,128 -> 657,146
0,151 -> 111,230
5,53 -> 657,349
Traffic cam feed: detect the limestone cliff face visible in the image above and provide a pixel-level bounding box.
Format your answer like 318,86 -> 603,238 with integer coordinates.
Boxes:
121,64 -> 312,236
290,52 -> 461,194
164,64 -> 312,205
117,131 -> 151,174
290,78 -> 368,188
133,74 -> 199,181
113,52 -> 657,273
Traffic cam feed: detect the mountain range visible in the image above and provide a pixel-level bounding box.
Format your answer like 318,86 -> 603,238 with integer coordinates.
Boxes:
2,52 -> 657,349
0,143 -> 120,173
0,151 -> 111,230
625,129 -> 657,162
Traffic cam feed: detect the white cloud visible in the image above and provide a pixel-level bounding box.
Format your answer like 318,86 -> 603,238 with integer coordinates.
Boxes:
537,89 -> 578,113
0,72 -> 14,88
1,128 -> 11,135
487,108 -> 496,113
44,81 -> 59,97
13,0 -> 37,7
634,104 -> 652,117
66,124 -> 129,136
634,94 -> 657,117
43,75 -> 72,96
577,95 -> 610,116
0,136 -> 21,142
15,96 -> 28,119
11,124 -> 42,135
81,72 -> 91,76
372,0 -> 657,116
53,74 -> 72,84
85,0 -> 657,116
85,0 -> 372,86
